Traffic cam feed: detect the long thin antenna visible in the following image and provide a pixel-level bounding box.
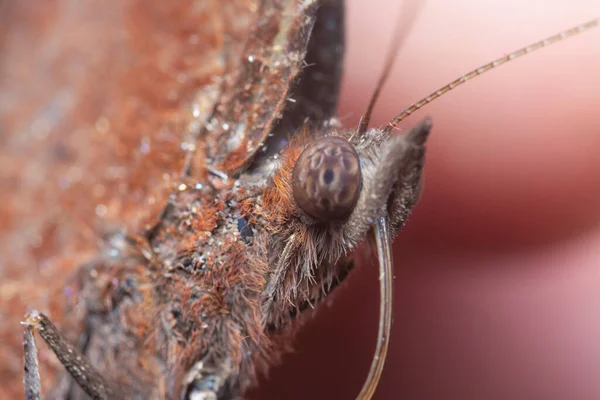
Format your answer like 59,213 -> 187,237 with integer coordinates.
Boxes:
382,17 -> 600,135
356,1 -> 424,136
356,216 -> 393,400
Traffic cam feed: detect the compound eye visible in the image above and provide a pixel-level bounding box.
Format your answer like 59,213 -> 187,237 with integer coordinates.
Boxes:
292,136 -> 362,221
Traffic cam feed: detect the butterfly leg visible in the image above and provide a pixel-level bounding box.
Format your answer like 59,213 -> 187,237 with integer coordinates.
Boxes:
23,322 -> 42,400
22,310 -> 117,400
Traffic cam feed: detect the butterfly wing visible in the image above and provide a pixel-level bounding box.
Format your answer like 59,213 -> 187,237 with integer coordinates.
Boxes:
0,0 -> 257,396
202,0 -> 321,175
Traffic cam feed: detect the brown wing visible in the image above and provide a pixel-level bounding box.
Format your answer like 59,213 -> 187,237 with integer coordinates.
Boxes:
202,0 -> 322,176
0,0 -> 257,397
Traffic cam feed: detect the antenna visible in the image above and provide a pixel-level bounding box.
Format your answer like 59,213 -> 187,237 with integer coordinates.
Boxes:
383,17 -> 600,135
356,1 -> 424,136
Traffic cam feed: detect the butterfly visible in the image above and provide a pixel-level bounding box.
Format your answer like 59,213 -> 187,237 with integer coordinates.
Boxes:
2,0 -> 599,399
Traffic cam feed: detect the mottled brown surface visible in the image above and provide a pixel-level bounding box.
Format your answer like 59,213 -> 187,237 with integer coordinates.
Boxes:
0,0 -> 254,396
